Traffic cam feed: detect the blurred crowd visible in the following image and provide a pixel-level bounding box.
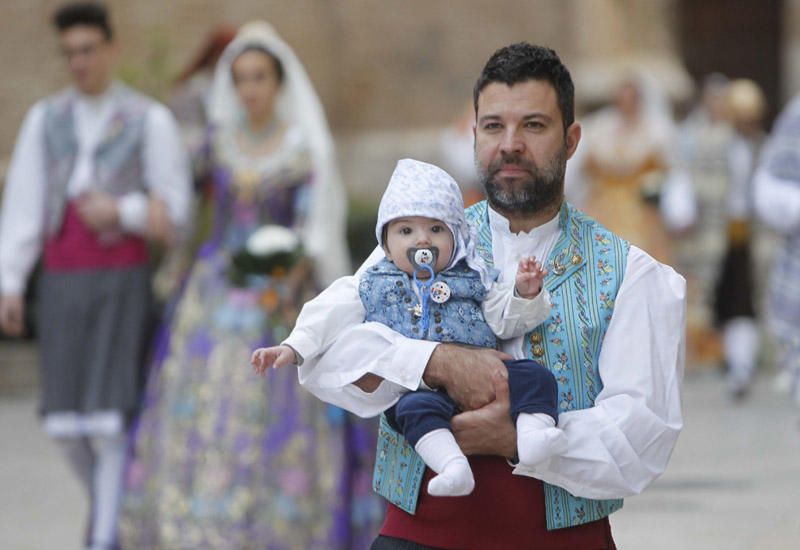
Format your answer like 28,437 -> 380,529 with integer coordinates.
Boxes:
563,72 -> 795,404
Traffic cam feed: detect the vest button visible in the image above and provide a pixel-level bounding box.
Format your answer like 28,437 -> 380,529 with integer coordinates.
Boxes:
435,326 -> 443,334
532,345 -> 544,357
571,254 -> 582,265
430,281 -> 451,304
529,332 -> 543,344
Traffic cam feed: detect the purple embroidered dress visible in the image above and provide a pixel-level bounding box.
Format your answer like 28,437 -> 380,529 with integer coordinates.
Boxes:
120,125 -> 382,548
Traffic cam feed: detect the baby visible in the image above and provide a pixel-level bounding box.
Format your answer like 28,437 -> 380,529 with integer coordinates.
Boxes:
252,159 -> 567,496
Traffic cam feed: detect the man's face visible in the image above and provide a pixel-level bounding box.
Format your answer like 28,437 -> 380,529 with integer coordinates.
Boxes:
474,80 -> 580,216
59,25 -> 115,95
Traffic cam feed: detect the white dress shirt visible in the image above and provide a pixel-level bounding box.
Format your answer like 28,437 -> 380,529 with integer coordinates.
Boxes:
753,167 -> 800,235
0,84 -> 192,295
299,204 -> 685,500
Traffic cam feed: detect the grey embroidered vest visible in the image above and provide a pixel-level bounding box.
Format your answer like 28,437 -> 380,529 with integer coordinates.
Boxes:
42,83 -> 152,236
359,258 -> 496,348
371,201 -> 629,530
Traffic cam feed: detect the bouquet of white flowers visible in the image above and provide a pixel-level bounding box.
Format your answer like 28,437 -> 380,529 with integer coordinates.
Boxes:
228,225 -> 303,286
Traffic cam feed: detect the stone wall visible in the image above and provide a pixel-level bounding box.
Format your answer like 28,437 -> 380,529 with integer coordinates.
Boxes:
0,0 -> 683,157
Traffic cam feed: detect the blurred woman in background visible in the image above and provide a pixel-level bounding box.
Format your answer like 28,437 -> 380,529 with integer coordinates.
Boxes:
121,21 -> 381,549
573,75 -> 676,264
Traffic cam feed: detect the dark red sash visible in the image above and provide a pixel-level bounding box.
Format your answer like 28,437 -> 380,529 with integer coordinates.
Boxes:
380,456 -> 615,550
44,202 -> 149,271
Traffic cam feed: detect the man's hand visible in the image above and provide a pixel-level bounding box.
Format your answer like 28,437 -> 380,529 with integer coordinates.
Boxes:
452,371 -> 517,458
423,344 -> 511,411
75,191 -> 120,233
0,294 -> 25,337
146,197 -> 176,247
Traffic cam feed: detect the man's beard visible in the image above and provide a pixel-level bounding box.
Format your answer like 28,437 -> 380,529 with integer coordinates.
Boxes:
478,145 -> 566,216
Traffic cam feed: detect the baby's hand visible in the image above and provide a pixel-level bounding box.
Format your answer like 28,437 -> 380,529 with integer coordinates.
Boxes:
515,256 -> 547,299
251,345 -> 297,375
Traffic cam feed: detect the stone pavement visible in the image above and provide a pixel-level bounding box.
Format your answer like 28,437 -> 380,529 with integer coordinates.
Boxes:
0,341 -> 85,550
2,340 -> 799,549
612,368 -> 800,550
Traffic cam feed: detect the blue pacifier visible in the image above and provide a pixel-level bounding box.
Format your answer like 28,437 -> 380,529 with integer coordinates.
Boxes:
407,247 -> 440,333
406,246 -> 439,271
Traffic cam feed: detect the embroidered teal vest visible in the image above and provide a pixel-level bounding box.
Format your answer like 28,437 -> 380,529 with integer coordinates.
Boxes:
372,201 -> 629,530
42,83 -> 152,236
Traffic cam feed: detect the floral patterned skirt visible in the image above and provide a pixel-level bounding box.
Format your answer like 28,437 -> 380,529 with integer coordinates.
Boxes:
120,251 -> 383,549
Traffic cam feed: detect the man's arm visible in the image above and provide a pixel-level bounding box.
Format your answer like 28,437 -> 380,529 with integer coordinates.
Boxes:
112,103 -> 192,242
301,324 -> 511,418
454,246 -> 685,500
142,103 -> 192,237
0,103 -> 47,335
76,104 -> 192,241
753,167 -> 800,235
298,248 -> 511,417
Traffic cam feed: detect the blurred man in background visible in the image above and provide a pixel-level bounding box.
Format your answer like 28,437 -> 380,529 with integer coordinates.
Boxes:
0,2 -> 190,548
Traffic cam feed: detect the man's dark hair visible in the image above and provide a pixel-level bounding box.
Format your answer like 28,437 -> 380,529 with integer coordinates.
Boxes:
473,43 -> 574,130
53,2 -> 113,41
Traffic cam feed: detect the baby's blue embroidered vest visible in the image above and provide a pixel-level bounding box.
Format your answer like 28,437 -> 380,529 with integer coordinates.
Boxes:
372,201 -> 629,531
42,83 -> 152,236
359,258 -> 496,348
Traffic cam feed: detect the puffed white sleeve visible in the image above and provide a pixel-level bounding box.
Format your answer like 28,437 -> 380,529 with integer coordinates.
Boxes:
752,167 -> 800,235
0,103 -> 47,295
298,246 -> 439,417
118,103 -> 192,234
283,274 -> 368,363
512,246 -> 685,499
482,281 -> 552,339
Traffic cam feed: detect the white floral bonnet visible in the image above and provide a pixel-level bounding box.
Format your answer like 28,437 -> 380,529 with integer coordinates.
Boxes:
375,159 -> 494,287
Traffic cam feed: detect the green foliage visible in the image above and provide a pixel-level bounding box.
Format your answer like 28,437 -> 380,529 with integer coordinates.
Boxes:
346,197 -> 380,266
228,248 -> 303,287
117,27 -> 173,101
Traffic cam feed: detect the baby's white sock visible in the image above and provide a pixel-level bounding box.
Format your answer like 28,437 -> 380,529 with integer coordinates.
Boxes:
414,428 -> 474,497
516,413 -> 568,467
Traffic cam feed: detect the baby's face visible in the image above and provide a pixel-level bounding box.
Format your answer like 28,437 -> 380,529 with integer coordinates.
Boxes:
383,216 -> 454,276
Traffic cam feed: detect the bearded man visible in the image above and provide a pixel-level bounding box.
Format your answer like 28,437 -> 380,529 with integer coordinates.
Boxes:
298,43 -> 685,549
